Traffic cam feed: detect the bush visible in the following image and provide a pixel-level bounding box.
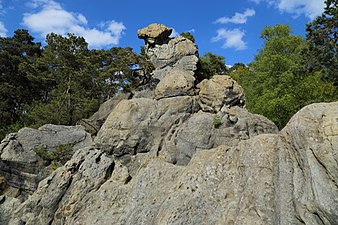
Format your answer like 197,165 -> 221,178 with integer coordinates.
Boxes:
34,144 -> 74,166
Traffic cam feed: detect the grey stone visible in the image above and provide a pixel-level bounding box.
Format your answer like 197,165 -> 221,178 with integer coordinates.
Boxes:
146,36 -> 198,70
5,102 -> 338,225
138,23 -> 173,46
159,106 -> 278,165
155,69 -> 195,99
132,78 -> 160,99
197,75 -> 245,113
0,195 -> 20,225
0,124 -> 92,196
77,93 -> 131,135
276,102 -> 338,225
95,96 -> 199,157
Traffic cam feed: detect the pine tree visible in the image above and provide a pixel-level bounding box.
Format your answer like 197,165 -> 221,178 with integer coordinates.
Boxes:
0,30 -> 41,138
304,0 -> 338,84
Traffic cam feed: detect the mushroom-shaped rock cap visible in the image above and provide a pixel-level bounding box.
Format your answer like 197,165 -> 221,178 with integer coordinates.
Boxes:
138,23 -> 173,46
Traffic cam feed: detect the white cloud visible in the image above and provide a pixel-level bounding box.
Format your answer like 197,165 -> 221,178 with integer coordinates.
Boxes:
248,0 -> 275,5
23,0 -> 126,48
248,0 -> 324,19
0,21 -> 7,36
249,0 -> 261,3
277,0 -> 324,20
212,28 -> 247,50
215,8 -> 255,24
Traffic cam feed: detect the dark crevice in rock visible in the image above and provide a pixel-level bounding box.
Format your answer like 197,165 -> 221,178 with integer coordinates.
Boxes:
313,211 -> 326,225
104,161 -> 115,181
124,175 -> 132,184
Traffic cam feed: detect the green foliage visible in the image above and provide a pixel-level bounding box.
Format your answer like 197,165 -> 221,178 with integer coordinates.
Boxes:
0,30 -> 42,139
196,52 -> 228,80
34,146 -> 51,161
213,115 -> 222,128
34,144 -> 74,166
229,62 -> 246,72
0,30 -> 153,139
232,24 -> 337,129
26,33 -> 100,126
180,32 -> 195,43
303,0 -> 338,84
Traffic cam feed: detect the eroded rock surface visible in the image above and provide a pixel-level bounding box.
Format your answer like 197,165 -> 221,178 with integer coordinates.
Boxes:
77,93 -> 131,135
197,75 -> 245,113
4,102 -> 337,225
1,23 -> 337,225
0,124 -> 92,198
137,23 -> 172,46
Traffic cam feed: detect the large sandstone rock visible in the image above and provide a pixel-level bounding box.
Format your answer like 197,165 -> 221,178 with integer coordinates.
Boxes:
154,69 -> 196,99
6,146 -> 115,225
276,102 -> 338,224
160,106 -> 278,165
95,93 -> 276,166
95,96 -> 199,157
197,75 -> 245,113
146,36 -> 198,70
0,124 -> 92,197
138,23 -> 172,46
136,24 -> 199,100
3,102 -> 337,225
77,93 -> 131,135
1,23 -> 337,225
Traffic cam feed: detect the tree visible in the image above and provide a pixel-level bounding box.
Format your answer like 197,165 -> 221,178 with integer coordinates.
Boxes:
180,32 -> 195,43
26,33 -> 99,127
26,33 -> 153,127
232,24 -> 336,129
0,30 -> 41,139
229,62 -> 246,72
94,47 -> 150,99
303,0 -> 338,84
196,52 -> 228,80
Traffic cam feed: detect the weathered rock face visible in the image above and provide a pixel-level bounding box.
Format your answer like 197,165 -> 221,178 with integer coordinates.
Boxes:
137,23 -> 173,46
133,24 -> 199,99
197,75 -> 245,113
154,69 -> 196,99
276,103 -> 338,225
95,96 -> 199,157
77,93 -> 131,135
4,102 -> 338,225
145,36 -> 198,71
160,106 -> 278,165
1,23 -> 337,225
0,124 -> 92,198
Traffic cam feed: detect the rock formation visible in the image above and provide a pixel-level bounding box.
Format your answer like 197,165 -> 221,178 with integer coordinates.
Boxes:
0,124 -> 92,201
0,24 -> 337,225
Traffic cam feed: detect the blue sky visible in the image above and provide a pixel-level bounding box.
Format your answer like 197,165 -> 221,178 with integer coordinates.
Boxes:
0,0 -> 325,65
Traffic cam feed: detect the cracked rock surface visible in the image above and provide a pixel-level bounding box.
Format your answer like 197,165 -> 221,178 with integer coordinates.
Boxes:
1,24 -> 337,225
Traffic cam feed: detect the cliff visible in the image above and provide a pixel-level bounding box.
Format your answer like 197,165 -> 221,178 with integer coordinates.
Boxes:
0,24 -> 337,225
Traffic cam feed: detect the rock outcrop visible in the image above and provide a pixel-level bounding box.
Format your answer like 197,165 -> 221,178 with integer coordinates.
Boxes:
0,124 -> 92,199
77,93 -> 131,135
197,75 -> 245,112
0,24 -> 337,225
138,23 -> 173,46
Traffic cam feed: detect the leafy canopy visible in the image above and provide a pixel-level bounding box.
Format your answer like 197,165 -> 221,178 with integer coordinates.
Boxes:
303,0 -> 338,84
232,24 -> 336,129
